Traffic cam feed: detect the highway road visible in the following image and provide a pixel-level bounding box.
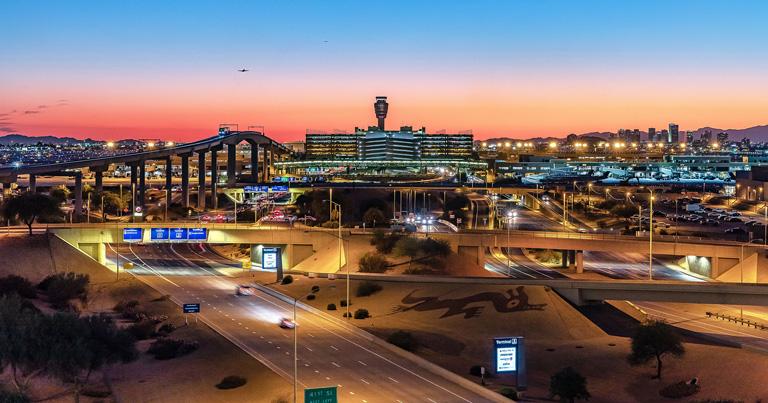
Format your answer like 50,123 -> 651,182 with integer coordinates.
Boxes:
485,247 -> 568,279
107,243 -> 495,403
583,251 -> 704,281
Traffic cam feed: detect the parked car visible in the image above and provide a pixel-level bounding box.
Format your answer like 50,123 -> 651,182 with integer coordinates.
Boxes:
725,228 -> 747,234
728,217 -> 743,223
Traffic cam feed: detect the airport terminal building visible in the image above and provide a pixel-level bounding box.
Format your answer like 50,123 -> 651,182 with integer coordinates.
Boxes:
279,97 -> 484,180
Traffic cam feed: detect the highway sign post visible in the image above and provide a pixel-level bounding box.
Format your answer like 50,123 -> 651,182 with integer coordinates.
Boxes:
494,336 -> 526,390
183,303 -> 200,325
304,386 -> 337,403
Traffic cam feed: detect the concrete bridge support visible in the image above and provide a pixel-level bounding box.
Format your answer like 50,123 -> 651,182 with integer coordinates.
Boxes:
210,148 -> 219,209
165,158 -> 172,191
138,161 -> 146,208
28,174 -> 36,193
74,172 -> 83,222
575,250 -> 584,273
197,151 -> 206,210
93,166 -> 106,193
249,141 -> 260,182
180,154 -> 190,207
227,143 -> 237,186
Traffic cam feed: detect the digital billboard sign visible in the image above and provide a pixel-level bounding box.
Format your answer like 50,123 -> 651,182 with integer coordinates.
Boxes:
494,337 -> 521,373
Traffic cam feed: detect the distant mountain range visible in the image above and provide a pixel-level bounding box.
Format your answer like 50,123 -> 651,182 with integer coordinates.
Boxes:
0,134 -> 104,145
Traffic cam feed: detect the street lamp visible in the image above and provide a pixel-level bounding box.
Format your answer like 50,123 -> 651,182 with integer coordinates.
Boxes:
324,200 -> 346,318
505,211 -> 513,275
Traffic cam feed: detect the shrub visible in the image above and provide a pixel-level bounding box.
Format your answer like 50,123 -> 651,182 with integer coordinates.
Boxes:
0,390 -> 31,403
356,281 -> 382,297
147,338 -> 199,360
215,375 -> 247,390
419,238 -> 451,257
499,388 -> 518,399
306,294 -> 316,301
0,275 -> 36,298
358,253 -> 389,273
353,309 -> 370,319
280,275 -> 293,285
659,381 -> 700,399
311,285 -> 320,293
326,303 -> 337,310
157,323 -> 177,336
38,272 -> 89,307
370,231 -> 402,254
127,320 -> 157,340
340,299 -> 350,307
114,300 -> 140,313
387,330 -> 418,352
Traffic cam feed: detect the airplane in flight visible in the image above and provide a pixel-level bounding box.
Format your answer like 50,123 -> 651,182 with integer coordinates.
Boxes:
237,68 -> 249,73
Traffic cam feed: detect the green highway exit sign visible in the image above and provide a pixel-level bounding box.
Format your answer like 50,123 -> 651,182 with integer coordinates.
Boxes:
304,386 -> 337,403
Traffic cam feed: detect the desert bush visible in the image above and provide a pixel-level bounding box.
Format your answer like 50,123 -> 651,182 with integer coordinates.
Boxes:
281,275 -> 293,285
311,285 -> 320,293
215,375 -> 247,390
113,300 -> 140,313
659,381 -> 700,399
38,272 -> 89,307
353,309 -> 370,319
126,320 -> 157,340
0,390 -> 31,403
0,275 -> 36,299
370,231 -> 402,254
340,299 -> 351,307
327,303 -> 337,310
387,330 -> 418,352
306,294 -> 316,301
358,252 -> 390,273
156,323 -> 176,336
499,388 -> 518,399
356,281 -> 383,297
147,338 -> 198,360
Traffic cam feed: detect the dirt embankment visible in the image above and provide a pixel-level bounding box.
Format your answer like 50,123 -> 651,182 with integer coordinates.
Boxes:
266,274 -> 768,402
0,234 -> 292,403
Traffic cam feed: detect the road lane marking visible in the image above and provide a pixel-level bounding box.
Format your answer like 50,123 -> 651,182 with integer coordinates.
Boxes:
357,360 -> 367,366
388,377 -> 399,383
305,346 -> 313,352
331,361 -> 341,367
427,398 -> 437,403
330,345 -> 339,351
360,378 -> 370,385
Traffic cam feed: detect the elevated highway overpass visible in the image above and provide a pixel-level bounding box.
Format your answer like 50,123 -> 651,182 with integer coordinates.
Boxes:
0,130 -> 290,214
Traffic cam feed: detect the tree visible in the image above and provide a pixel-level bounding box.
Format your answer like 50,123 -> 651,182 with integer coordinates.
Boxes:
1,192 -> 61,235
0,295 -> 44,393
362,207 -> 385,228
49,186 -> 70,205
610,203 -> 637,228
549,367 -> 590,403
99,191 -> 125,216
628,320 -> 685,379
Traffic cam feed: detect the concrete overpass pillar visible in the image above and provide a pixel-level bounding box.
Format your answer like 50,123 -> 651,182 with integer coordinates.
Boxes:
211,148 -> 219,209
165,158 -> 172,192
129,163 -> 137,191
575,251 -> 584,274
197,152 -> 206,210
262,145 -> 269,182
180,154 -> 189,207
138,161 -> 146,208
561,250 -> 569,268
250,143 -> 260,182
74,172 -> 83,222
227,143 -> 237,186
28,174 -> 36,193
94,169 -> 103,193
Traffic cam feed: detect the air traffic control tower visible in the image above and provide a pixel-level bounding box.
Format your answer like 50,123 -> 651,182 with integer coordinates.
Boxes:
374,96 -> 389,130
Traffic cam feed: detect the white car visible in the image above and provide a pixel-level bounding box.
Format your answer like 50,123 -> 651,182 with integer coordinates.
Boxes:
279,318 -> 297,329
235,285 -> 255,296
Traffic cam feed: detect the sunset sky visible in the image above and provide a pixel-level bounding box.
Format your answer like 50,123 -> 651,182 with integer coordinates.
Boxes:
2,1 -> 768,142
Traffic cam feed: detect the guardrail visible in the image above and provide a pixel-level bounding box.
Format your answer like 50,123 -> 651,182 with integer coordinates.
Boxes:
706,311 -> 768,330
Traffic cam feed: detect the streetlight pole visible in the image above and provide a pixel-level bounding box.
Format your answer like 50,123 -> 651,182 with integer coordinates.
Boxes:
506,211 -> 512,276
648,188 -> 655,281
326,200 -> 345,318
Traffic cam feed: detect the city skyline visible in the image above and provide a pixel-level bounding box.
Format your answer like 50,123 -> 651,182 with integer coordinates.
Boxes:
3,1 -> 768,142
